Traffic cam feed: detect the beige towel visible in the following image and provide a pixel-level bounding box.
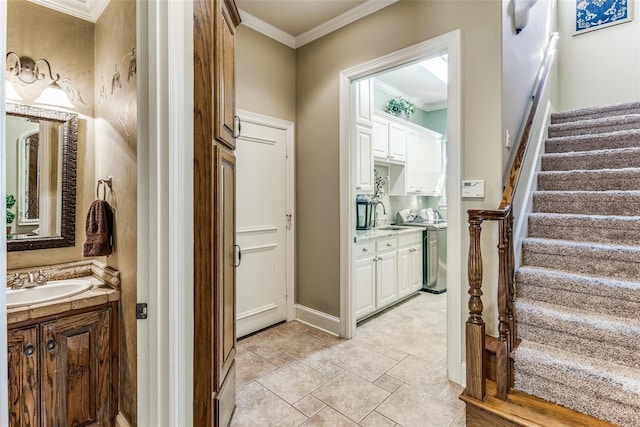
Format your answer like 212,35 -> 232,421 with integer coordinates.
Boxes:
82,200 -> 114,257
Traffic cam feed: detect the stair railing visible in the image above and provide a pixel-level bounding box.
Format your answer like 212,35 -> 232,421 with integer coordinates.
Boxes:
465,32 -> 559,402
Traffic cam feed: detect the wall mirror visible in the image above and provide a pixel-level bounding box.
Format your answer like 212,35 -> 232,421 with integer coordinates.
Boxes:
6,103 -> 77,251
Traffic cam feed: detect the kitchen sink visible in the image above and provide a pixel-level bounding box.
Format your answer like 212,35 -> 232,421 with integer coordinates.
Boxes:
7,279 -> 94,308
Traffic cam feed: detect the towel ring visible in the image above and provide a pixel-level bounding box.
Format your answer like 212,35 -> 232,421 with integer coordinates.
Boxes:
96,176 -> 113,200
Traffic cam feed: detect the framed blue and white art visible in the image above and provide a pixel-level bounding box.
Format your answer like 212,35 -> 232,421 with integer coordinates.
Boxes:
575,0 -> 633,35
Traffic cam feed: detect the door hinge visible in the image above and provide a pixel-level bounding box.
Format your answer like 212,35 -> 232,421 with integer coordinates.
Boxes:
136,303 -> 148,319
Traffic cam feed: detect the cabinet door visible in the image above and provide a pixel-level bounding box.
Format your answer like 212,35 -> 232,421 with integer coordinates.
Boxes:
41,309 -> 111,427
388,122 -> 406,163
372,116 -> 389,159
424,133 -> 443,195
397,246 -> 412,299
376,250 -> 397,307
8,326 -> 39,427
355,79 -> 373,125
215,147 -> 237,426
355,255 -> 376,319
355,125 -> 374,194
410,245 -> 424,292
215,0 -> 241,149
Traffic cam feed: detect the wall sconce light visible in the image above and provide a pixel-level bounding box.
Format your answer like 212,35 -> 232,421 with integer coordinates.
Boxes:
6,52 -> 74,107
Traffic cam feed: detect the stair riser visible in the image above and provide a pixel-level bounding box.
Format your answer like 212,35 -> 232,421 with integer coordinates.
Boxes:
514,371 -> 640,427
533,194 -> 640,216
542,151 -> 640,172
516,284 -> 640,319
548,119 -> 640,138
538,174 -> 640,191
522,245 -> 640,282
551,103 -> 640,124
518,323 -> 640,369
545,133 -> 640,154
528,221 -> 640,246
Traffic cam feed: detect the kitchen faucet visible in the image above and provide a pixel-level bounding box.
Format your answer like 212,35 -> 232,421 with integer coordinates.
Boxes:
373,201 -> 386,227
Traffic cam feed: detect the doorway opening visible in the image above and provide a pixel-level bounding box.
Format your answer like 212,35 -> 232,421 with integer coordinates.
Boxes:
339,30 -> 464,385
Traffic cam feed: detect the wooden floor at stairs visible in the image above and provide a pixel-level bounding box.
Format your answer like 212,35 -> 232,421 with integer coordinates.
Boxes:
460,381 -> 618,427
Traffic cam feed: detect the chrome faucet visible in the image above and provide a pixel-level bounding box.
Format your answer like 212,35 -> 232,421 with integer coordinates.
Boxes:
11,270 -> 46,289
373,201 -> 387,227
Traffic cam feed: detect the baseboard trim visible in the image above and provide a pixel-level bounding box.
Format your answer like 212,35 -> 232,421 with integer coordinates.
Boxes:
295,304 -> 340,336
115,412 -> 131,427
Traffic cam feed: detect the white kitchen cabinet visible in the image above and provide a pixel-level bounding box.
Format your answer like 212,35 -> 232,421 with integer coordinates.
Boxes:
355,125 -> 374,194
398,232 -> 423,298
388,121 -> 407,162
372,113 -> 406,163
406,129 -> 427,194
375,249 -> 397,308
355,79 -> 373,125
373,116 -> 389,159
355,254 -> 376,319
423,132 -> 443,195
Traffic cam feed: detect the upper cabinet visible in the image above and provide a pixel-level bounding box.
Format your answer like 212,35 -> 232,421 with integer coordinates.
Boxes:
373,114 -> 407,163
215,0 -> 241,149
355,79 -> 373,126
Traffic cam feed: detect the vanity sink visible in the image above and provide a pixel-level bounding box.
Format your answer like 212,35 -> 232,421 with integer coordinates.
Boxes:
7,279 -> 94,308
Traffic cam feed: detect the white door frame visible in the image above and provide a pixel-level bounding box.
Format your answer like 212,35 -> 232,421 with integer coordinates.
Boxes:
137,0 -> 194,425
236,109 -> 296,324
338,30 -> 464,385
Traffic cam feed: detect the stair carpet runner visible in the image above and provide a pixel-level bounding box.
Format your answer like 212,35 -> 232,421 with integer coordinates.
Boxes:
513,101 -> 640,427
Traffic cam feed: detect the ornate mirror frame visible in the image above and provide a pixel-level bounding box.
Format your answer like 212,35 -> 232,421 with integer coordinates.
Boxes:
6,103 -> 78,251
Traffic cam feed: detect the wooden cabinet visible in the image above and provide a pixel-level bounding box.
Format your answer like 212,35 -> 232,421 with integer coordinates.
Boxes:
8,326 -> 39,427
194,0 -> 240,425
8,305 -> 116,427
355,125 -> 374,194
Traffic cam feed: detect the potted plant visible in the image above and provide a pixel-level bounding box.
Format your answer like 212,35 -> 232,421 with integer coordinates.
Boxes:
6,194 -> 16,235
386,96 -> 416,120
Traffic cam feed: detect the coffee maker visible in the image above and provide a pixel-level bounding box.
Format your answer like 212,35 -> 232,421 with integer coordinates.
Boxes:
356,195 -> 374,230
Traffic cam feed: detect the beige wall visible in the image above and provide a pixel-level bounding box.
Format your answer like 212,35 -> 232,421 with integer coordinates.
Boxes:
295,0 -> 504,320
6,1 -> 95,268
236,25 -> 296,122
558,0 -> 640,110
94,0 -> 137,424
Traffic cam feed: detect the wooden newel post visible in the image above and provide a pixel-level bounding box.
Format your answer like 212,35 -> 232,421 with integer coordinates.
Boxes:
496,216 -> 511,400
466,217 -> 486,400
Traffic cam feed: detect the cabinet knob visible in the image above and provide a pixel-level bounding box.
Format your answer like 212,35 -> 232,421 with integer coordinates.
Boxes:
377,256 -> 383,260
24,343 -> 35,357
387,243 -> 392,247
46,338 -> 56,352
362,248 -> 368,253
356,186 -> 362,190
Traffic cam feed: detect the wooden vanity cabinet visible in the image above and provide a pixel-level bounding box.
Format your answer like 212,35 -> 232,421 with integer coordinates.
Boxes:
8,304 -> 117,427
215,0 -> 240,149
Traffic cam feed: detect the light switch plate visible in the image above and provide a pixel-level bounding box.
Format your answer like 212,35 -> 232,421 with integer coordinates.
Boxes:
461,180 -> 485,198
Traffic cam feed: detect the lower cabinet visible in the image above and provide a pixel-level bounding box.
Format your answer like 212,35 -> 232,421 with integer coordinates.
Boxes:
355,231 -> 422,321
8,305 -> 116,427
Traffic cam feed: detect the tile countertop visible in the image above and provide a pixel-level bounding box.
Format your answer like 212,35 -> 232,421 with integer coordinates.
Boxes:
7,275 -> 120,325
354,226 -> 422,243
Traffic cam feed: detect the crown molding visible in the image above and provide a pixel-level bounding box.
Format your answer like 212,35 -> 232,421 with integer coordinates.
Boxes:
239,0 -> 398,49
295,0 -> 398,48
239,10 -> 297,48
373,79 -> 447,112
28,0 -> 109,23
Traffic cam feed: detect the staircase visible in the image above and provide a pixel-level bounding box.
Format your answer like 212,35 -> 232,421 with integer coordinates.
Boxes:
513,101 -> 640,427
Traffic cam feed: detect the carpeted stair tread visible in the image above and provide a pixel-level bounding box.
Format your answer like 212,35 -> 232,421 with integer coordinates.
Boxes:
533,190 -> 640,216
551,101 -> 640,124
528,212 -> 640,245
522,238 -> 640,282
548,114 -> 640,138
545,129 -> 640,153
514,340 -> 640,427
516,266 -> 640,318
541,147 -> 640,171
515,298 -> 640,368
537,169 -> 640,191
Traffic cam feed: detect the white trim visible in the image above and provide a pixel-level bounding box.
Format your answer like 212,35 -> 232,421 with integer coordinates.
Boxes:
239,10 -> 296,49
238,0 -> 398,49
295,0 -> 398,48
0,0 -> 9,425
339,30 -> 464,385
28,0 -> 109,23
115,412 -> 132,427
236,109 -> 296,323
295,304 -> 341,336
137,0 -> 194,425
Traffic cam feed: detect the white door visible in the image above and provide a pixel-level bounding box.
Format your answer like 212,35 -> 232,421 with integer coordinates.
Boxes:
236,113 -> 291,338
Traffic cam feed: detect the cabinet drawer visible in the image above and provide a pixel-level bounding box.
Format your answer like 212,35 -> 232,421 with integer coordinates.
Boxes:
376,238 -> 397,252
399,231 -> 422,247
355,242 -> 376,257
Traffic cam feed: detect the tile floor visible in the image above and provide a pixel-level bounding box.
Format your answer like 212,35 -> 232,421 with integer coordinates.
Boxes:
232,292 -> 466,426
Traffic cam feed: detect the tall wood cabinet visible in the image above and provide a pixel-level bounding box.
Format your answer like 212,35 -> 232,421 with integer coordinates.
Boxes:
194,0 -> 240,426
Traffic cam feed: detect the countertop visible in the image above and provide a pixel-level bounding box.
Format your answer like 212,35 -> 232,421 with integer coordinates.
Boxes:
7,275 -> 119,325
354,226 -> 422,243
